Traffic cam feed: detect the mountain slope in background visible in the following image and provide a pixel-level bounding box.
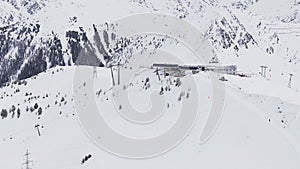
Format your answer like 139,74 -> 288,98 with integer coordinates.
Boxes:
0,0 -> 299,92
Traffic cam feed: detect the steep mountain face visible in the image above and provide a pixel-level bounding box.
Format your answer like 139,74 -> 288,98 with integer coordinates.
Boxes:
0,0 -> 67,86
0,18 -> 165,86
65,24 -> 169,68
0,22 -> 67,86
0,0 -> 299,88
3,0 -> 48,14
130,0 -> 259,56
205,9 -> 257,56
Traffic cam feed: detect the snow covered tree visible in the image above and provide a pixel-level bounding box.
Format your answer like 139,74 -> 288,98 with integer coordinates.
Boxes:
1,109 -> 8,119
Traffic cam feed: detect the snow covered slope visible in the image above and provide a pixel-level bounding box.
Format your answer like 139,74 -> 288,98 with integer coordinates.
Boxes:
0,66 -> 299,168
0,0 -> 300,168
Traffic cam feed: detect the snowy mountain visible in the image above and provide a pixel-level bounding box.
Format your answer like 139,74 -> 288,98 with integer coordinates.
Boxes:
0,0 -> 300,168
0,0 -> 299,89
4,0 -> 48,15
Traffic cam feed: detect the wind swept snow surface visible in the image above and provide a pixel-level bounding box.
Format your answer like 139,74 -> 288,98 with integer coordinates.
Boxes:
0,66 -> 299,169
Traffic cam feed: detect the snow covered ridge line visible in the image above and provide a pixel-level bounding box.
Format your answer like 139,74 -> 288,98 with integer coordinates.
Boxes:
0,0 -> 267,87
131,0 -> 258,56
0,17 -> 177,87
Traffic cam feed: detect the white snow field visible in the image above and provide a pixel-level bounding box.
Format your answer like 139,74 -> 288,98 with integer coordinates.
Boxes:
0,65 -> 299,169
0,0 -> 300,168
